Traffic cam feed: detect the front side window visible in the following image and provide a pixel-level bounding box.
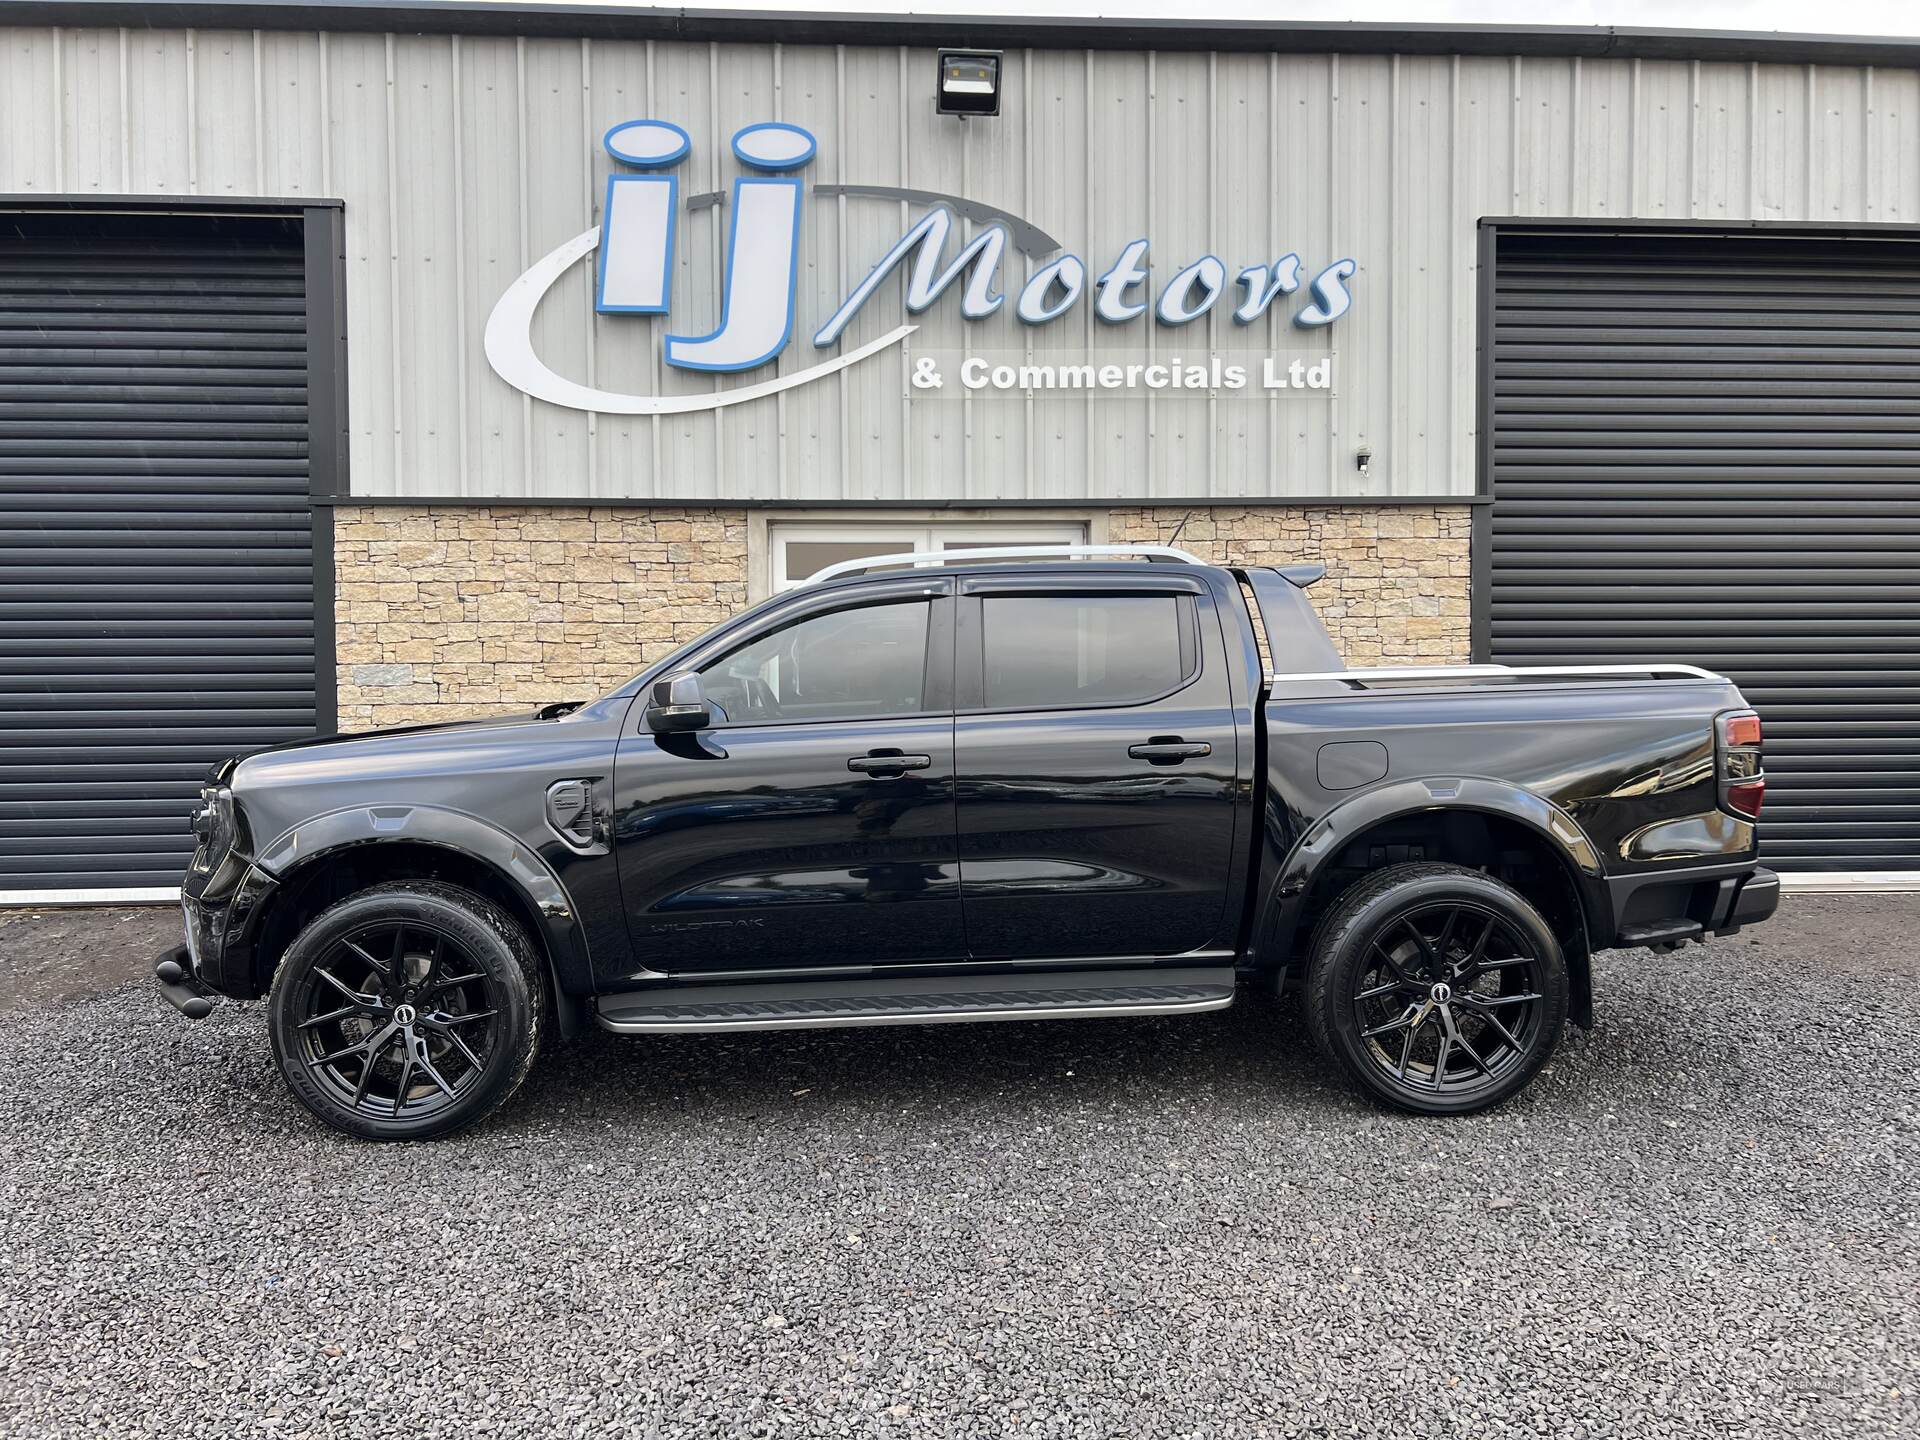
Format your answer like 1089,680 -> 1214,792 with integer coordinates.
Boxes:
700,601 -> 932,725
981,594 -> 1190,709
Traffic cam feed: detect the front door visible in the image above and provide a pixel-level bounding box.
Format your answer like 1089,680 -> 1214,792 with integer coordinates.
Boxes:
953,574 -> 1240,960
610,583 -> 960,979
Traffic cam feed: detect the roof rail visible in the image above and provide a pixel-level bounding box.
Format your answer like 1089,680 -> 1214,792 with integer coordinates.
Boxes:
803,543 -> 1205,584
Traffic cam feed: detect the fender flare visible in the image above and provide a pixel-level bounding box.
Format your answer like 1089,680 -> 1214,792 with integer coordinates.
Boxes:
252,804 -> 595,1030
1252,776 -> 1609,974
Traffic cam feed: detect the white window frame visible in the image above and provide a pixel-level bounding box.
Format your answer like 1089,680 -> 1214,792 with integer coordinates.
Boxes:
755,513 -> 1096,598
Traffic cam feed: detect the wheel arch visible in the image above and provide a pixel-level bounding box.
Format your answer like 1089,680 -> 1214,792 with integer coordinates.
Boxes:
1253,778 -> 1606,1027
247,806 -> 593,1037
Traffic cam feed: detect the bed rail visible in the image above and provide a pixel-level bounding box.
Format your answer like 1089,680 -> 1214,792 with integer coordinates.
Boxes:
1265,662 -> 1725,691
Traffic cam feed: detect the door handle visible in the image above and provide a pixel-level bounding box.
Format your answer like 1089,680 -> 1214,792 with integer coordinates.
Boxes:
1128,739 -> 1211,765
848,752 -> 932,775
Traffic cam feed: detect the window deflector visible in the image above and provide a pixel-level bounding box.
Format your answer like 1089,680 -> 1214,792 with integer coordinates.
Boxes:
678,582 -> 956,728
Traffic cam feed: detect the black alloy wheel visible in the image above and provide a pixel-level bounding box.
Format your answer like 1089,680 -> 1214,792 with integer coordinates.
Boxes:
293,919 -> 499,1123
269,882 -> 543,1140
1305,863 -> 1570,1115
1350,901 -> 1546,1097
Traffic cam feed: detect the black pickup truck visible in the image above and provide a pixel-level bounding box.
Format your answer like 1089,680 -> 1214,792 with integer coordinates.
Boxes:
158,545 -> 1778,1139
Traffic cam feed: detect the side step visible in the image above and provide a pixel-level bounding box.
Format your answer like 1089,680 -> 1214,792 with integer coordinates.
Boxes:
593,965 -> 1236,1034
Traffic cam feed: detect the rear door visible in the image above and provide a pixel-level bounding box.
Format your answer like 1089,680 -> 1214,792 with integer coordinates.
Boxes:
952,572 -> 1240,959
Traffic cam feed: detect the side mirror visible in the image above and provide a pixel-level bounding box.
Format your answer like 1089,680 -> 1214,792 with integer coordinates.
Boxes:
645,671 -> 712,733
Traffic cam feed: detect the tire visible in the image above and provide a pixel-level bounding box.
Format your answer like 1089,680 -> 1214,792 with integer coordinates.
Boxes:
1304,862 -> 1569,1116
268,881 -> 544,1141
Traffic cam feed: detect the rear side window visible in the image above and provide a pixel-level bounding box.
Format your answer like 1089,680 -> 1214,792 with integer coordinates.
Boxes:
981,594 -> 1192,709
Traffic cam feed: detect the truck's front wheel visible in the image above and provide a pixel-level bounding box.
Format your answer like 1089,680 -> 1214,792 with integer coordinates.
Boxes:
267,881 -> 544,1141
1304,863 -> 1569,1115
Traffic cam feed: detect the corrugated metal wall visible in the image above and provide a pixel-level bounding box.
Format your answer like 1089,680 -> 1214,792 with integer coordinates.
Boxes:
2,26 -> 1918,502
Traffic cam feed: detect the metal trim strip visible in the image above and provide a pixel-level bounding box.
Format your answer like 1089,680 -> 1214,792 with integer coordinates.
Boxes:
0,887 -> 183,906
14,8 -> 1920,69
1779,872 -> 1920,894
313,494 -> 1495,509
1265,662 -> 1725,687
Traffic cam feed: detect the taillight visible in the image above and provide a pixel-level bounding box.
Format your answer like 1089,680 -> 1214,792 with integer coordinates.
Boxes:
1716,710 -> 1765,819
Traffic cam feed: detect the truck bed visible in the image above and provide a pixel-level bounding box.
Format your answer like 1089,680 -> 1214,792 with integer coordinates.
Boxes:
1238,563 -> 1769,972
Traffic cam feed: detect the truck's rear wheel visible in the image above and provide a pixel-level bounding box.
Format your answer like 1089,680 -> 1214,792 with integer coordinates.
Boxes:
1304,863 -> 1569,1115
267,881 -> 543,1141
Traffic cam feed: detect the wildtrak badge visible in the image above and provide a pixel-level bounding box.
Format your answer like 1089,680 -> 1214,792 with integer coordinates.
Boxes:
485,120 -> 1356,416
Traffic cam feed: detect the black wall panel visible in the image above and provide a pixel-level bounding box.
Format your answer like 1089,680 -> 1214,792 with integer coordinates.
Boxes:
1488,227 -> 1920,873
0,210 -> 318,892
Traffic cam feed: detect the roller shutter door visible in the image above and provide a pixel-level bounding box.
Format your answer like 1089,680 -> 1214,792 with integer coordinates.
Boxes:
0,211 -> 320,897
1488,227 -> 1920,874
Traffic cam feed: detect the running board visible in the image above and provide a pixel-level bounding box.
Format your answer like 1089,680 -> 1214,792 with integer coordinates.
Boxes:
593,965 -> 1236,1034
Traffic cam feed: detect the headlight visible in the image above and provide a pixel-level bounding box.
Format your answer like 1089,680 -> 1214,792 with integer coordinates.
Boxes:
190,786 -> 236,874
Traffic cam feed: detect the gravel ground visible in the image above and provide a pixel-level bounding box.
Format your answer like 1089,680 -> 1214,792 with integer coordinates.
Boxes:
0,895 -> 1914,1439
0,906 -> 177,1015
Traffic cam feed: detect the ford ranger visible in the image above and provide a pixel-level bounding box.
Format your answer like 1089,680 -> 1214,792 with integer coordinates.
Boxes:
155,544 -> 1779,1139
